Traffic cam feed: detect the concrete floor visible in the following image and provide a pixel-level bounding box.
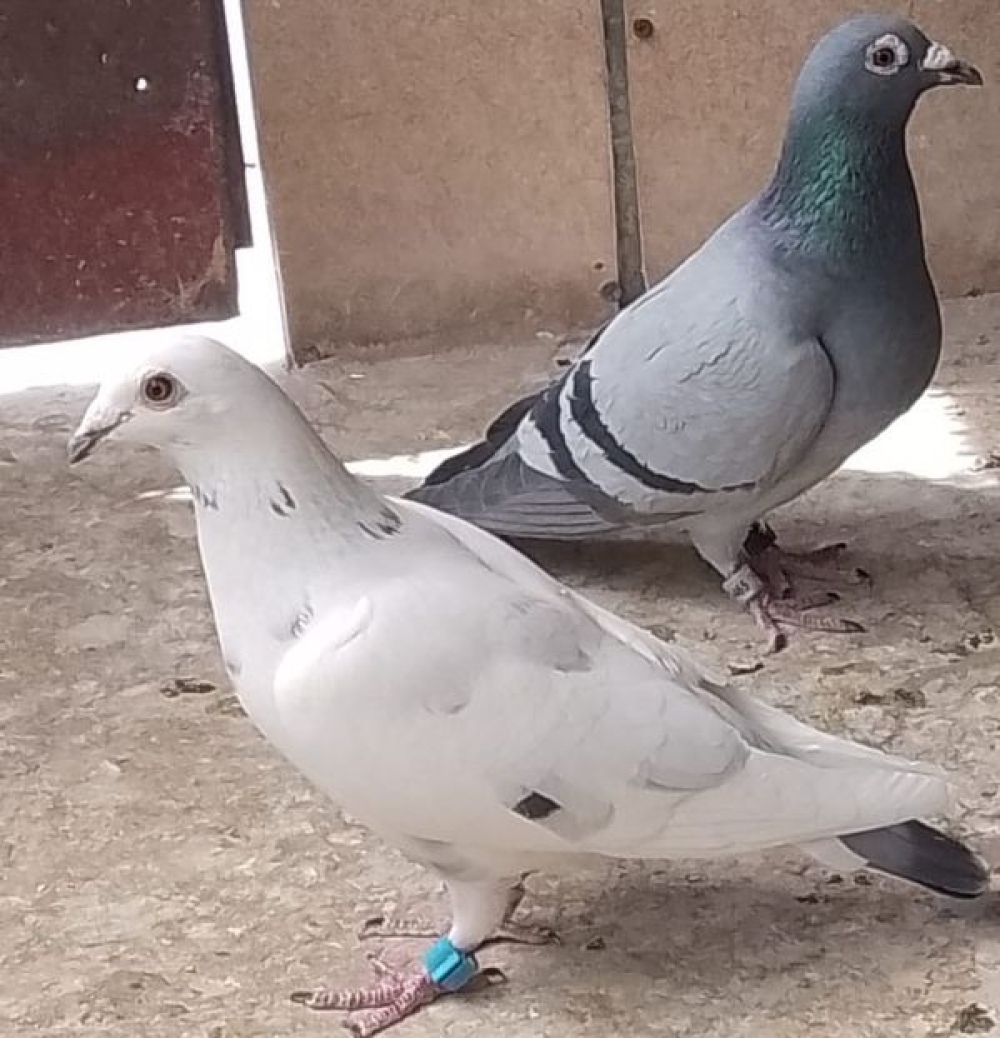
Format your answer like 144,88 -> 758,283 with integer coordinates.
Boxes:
6,296 -> 1000,1037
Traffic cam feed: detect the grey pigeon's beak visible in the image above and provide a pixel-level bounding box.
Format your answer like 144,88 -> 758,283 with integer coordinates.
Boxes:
921,41 -> 984,87
67,410 -> 129,464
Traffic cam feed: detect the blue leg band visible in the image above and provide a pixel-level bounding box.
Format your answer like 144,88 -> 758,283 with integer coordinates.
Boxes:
423,936 -> 479,992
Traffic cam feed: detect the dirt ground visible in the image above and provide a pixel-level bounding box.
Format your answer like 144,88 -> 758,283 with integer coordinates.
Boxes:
6,295 -> 1000,1038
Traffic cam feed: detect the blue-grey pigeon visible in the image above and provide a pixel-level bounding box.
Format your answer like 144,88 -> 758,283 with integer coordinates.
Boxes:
408,14 -> 983,651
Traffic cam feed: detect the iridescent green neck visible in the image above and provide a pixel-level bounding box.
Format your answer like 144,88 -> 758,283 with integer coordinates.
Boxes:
758,110 -> 919,262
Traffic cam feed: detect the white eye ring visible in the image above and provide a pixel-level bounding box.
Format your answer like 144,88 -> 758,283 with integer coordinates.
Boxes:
140,371 -> 182,409
865,34 -> 910,76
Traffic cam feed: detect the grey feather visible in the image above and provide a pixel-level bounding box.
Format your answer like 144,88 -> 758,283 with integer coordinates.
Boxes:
410,451 -> 624,539
840,821 -> 990,899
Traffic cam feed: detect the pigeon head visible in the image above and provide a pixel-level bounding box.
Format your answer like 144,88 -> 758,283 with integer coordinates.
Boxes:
68,335 -> 287,464
760,15 -> 981,257
792,15 -> 981,119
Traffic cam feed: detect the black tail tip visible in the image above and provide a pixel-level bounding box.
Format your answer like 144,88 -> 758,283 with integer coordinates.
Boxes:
841,820 -> 991,899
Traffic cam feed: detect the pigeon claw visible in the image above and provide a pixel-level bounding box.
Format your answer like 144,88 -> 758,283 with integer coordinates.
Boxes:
486,921 -> 561,947
728,561 -> 864,652
762,599 -> 866,637
748,599 -> 789,655
359,913 -> 440,941
735,526 -> 868,648
293,956 -> 441,1037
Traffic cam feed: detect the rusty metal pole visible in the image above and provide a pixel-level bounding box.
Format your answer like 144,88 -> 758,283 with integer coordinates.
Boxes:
599,0 -> 647,307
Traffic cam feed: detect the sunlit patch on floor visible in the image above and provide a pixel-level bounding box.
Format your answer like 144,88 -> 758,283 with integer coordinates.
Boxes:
136,487 -> 194,504
346,446 -> 464,481
843,390 -> 976,480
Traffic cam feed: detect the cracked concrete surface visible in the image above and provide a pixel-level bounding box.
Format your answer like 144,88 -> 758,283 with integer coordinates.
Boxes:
5,296 -> 1000,1037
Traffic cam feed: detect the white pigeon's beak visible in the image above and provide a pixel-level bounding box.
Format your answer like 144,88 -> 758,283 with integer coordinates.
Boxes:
68,404 -> 131,464
920,41 -> 983,87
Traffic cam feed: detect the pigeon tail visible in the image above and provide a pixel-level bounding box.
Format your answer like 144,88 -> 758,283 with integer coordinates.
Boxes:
838,820 -> 990,899
406,451 -> 622,540
419,390 -> 541,489
417,320 -> 611,491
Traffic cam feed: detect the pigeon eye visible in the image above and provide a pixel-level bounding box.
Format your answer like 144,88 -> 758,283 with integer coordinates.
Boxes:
141,372 -> 180,408
865,35 -> 909,76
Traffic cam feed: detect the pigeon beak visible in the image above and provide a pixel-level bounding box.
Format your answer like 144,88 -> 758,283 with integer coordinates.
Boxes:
920,42 -> 984,87
68,409 -> 130,464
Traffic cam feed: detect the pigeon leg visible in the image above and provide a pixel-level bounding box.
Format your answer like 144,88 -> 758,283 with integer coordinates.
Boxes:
295,879 -> 516,1034
488,876 -> 559,947
724,563 -> 864,654
749,546 -> 844,611
743,522 -> 870,593
360,876 -> 558,948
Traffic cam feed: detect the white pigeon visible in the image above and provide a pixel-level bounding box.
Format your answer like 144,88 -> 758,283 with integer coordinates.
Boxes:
70,335 -> 988,1036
